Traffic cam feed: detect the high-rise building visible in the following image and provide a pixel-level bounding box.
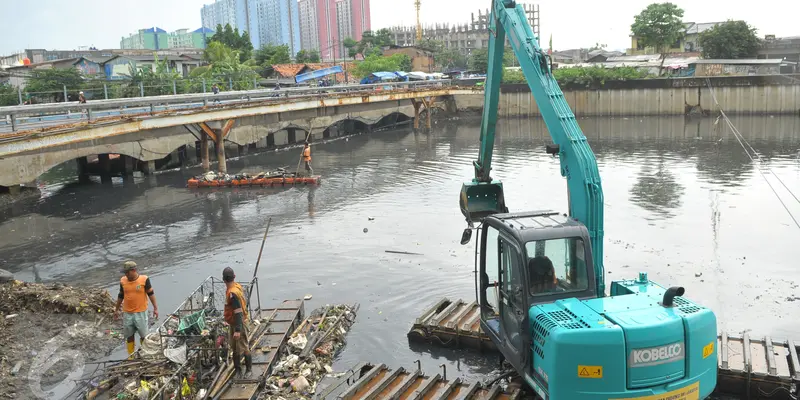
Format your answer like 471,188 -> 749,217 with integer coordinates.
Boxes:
200,0 -> 300,53
298,0 -> 370,61
120,27 -> 214,50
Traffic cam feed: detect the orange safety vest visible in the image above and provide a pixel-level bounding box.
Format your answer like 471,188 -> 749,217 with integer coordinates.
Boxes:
224,283 -> 249,326
120,274 -> 150,313
302,147 -> 311,162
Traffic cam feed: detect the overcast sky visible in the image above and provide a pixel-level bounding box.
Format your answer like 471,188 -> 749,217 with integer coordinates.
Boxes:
1,0 -> 797,55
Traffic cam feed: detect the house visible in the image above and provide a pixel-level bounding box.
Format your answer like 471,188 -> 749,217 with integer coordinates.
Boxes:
270,62 -> 358,85
382,46 -> 435,73
689,59 -> 795,76
103,55 -> 204,79
585,50 -> 625,63
629,21 -> 728,55
758,35 -> 800,62
3,57 -> 109,89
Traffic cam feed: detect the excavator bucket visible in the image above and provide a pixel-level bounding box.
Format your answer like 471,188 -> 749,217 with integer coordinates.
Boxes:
460,181 -> 508,223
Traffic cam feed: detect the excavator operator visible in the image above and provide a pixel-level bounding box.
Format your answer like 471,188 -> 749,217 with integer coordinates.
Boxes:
529,256 -> 563,294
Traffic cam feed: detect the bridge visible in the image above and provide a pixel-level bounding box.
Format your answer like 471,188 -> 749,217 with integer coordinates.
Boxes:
0,81 -> 480,191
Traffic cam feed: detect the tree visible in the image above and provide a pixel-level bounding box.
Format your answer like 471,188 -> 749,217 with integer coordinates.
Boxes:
189,42 -> 258,91
343,38 -> 359,59
355,29 -> 394,57
26,68 -> 85,102
295,50 -> 311,63
353,54 -> 412,78
254,44 -> 291,67
207,23 -> 253,62
698,20 -> 760,59
118,55 -> 182,97
468,47 -> 517,73
631,2 -> 685,75
307,50 -> 321,63
0,83 -> 18,106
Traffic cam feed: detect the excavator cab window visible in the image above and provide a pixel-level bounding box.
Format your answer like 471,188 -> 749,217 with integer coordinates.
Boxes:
526,237 -> 589,297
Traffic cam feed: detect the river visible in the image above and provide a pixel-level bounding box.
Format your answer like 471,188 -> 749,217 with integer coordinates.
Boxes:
0,115 -> 799,385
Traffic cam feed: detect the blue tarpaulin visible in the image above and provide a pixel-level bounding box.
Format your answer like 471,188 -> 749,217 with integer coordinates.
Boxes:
359,71 -> 409,84
295,66 -> 344,83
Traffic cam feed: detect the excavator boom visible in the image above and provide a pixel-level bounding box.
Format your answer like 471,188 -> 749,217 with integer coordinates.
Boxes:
460,0 -> 604,293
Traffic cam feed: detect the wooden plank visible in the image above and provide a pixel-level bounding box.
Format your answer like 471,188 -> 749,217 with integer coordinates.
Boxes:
484,384 -> 502,400
720,332 -> 729,370
409,374 -> 441,400
199,122 -> 217,142
743,332 -> 752,373
765,336 -> 777,376
385,370 -> 422,400
445,301 -> 476,329
362,367 -> 405,400
788,340 -> 800,380
453,381 -> 479,400
338,364 -> 385,400
430,300 -> 462,327
416,298 -> 449,325
220,383 -> 259,400
433,377 -> 462,400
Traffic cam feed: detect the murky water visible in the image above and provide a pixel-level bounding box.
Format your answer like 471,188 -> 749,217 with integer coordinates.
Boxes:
1,115 -> 799,385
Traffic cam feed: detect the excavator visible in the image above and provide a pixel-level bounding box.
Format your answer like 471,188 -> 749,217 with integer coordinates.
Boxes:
457,1 -> 718,399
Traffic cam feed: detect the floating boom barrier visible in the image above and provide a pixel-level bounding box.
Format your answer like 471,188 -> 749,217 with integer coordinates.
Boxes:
187,169 -> 321,188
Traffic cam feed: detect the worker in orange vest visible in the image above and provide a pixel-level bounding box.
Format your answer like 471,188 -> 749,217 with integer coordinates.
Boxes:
223,267 -> 252,378
114,261 -> 159,357
302,142 -> 313,176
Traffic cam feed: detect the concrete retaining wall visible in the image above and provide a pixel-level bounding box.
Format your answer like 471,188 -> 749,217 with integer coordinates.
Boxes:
453,84 -> 800,117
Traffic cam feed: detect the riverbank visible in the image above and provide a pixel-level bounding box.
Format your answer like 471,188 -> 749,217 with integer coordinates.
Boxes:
0,280 -> 120,399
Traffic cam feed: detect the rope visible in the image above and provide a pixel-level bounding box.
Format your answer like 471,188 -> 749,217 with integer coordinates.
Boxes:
705,78 -> 800,230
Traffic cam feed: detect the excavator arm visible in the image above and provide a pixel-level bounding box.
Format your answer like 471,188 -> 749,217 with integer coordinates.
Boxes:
460,0 -> 605,294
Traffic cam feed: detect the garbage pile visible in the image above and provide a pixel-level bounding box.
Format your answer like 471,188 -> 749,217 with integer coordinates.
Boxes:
261,303 -> 360,400
192,167 -> 295,183
0,280 -> 116,315
81,303 -> 231,399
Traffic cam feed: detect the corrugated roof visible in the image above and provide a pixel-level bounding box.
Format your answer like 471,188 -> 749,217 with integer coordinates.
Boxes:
271,64 -> 307,78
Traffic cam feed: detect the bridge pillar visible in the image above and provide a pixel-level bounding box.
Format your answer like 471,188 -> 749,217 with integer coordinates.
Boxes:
76,157 -> 90,184
142,160 -> 156,176
121,155 -> 135,176
98,154 -> 112,183
422,97 -> 435,131
200,131 -> 210,172
238,145 -> 248,157
7,185 -> 21,196
411,99 -> 422,131
215,129 -> 227,174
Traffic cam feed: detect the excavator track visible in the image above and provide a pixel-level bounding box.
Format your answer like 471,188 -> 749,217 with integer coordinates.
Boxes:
316,362 -> 524,400
409,298 -> 800,400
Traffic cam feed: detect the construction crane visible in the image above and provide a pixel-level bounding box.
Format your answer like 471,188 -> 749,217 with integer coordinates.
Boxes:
414,0 -> 422,42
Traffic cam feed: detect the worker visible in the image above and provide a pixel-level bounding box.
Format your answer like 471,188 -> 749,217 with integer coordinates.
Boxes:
529,256 -> 562,294
78,91 -> 86,104
114,261 -> 159,357
223,267 -> 252,378
302,142 -> 313,176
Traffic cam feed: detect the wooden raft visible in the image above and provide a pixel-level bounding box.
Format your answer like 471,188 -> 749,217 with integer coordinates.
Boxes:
316,362 -> 523,400
408,298 -> 800,399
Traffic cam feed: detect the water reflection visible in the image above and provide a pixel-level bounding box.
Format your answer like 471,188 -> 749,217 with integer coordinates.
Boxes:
0,115 -> 798,381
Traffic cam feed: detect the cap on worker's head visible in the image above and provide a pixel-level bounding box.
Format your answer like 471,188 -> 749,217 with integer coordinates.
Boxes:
304,141 -> 309,146
222,267 -> 235,282
121,261 -> 137,273
79,91 -> 84,94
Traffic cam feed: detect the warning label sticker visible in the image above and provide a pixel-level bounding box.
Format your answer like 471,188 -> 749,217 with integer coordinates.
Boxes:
610,381 -> 700,400
702,342 -> 714,359
577,365 -> 603,379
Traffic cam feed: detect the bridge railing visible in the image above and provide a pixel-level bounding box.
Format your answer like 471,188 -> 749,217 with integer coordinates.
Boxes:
0,80 -> 456,133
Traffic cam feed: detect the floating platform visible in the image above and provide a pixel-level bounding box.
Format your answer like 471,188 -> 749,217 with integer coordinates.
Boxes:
408,298 -> 800,400
214,299 -> 305,400
188,175 -> 321,188
315,362 -> 523,400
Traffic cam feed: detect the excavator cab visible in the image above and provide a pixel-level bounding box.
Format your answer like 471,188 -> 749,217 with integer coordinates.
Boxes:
459,180 -> 508,224
463,210 -> 597,379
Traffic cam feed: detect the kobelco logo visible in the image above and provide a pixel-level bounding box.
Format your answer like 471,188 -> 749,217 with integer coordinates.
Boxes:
630,343 -> 684,367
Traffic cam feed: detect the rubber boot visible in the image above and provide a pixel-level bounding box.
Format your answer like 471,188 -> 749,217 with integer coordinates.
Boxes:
233,355 -> 242,379
244,354 -> 253,378
126,341 -> 135,358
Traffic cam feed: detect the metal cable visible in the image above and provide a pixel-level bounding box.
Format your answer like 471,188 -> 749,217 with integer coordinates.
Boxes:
705,78 -> 800,230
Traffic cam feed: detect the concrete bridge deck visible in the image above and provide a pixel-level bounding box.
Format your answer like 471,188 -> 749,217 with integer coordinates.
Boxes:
0,81 -> 480,188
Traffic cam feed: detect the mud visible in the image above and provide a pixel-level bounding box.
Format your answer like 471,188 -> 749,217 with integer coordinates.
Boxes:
0,282 -> 121,399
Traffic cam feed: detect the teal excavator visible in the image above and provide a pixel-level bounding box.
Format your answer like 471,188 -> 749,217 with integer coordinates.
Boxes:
458,1 -> 718,399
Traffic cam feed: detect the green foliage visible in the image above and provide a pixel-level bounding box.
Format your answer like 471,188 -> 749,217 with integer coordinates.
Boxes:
190,43 -> 258,91
468,47 -> 517,73
698,20 -> 761,59
295,49 -> 321,63
117,55 -> 183,97
307,50 -> 321,63
343,38 -> 359,59
417,39 -> 467,70
25,68 -> 86,101
0,83 -> 18,106
255,44 -> 291,67
630,3 -> 685,54
207,23 -> 253,62
501,66 -> 651,87
353,54 -> 412,78
354,29 -> 394,57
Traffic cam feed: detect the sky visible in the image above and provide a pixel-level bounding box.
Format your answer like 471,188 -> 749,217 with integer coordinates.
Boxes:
1,0 -> 798,56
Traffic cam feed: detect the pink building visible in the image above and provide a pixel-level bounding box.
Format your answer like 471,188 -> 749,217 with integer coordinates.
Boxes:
298,0 -> 370,61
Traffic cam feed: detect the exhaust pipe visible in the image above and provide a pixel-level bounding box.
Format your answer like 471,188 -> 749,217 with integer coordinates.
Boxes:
662,287 -> 685,307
